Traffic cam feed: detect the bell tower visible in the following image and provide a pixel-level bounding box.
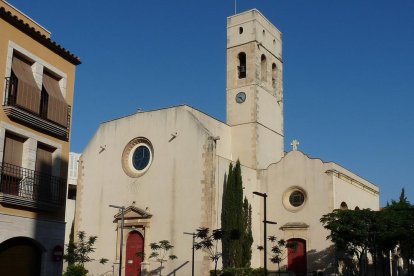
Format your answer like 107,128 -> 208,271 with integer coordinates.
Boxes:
226,9 -> 284,169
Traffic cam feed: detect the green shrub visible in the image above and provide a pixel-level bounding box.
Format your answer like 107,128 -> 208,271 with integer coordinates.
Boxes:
211,267 -> 264,276
63,264 -> 88,276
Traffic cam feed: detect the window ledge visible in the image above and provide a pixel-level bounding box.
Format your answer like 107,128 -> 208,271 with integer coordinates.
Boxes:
3,105 -> 69,140
0,192 -> 62,210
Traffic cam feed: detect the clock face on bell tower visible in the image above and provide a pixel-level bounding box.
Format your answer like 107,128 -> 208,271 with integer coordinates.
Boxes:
235,92 -> 246,103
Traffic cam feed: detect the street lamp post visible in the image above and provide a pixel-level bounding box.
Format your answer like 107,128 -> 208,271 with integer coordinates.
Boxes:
253,191 -> 277,276
183,232 -> 196,276
109,204 -> 125,276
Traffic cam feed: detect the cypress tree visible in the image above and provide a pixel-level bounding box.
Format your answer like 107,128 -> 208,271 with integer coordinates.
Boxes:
221,165 -> 232,268
242,197 -> 253,267
221,160 -> 252,268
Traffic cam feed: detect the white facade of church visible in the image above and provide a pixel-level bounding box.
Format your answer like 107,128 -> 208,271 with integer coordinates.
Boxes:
74,9 -> 379,276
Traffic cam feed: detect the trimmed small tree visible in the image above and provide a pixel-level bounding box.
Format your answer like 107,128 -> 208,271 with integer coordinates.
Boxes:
258,236 -> 296,276
138,240 -> 177,276
63,231 -> 108,276
194,227 -> 224,276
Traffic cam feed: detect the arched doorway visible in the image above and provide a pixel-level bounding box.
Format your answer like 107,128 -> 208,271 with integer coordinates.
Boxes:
0,237 -> 44,276
125,231 -> 144,276
287,238 -> 307,276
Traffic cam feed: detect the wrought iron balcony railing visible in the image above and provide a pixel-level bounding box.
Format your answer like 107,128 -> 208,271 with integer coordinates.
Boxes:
3,77 -> 71,140
0,162 -> 66,209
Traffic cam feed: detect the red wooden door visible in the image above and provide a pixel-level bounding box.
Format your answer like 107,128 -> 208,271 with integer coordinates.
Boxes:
287,238 -> 307,276
125,231 -> 144,276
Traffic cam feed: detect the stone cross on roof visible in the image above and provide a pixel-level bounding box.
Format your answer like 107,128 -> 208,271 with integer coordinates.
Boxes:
291,139 -> 299,151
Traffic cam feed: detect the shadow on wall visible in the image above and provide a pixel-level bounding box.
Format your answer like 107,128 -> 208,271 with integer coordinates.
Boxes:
142,266 -> 162,276
35,157 -> 69,275
307,246 -> 396,276
141,261 -> 189,276
267,246 -> 335,276
0,156 -> 68,275
307,245 -> 336,274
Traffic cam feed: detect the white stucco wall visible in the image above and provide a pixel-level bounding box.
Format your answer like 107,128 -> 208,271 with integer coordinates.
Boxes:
325,162 -> 379,211
259,150 -> 379,272
64,152 -> 80,246
76,106 -> 236,276
75,105 -> 380,275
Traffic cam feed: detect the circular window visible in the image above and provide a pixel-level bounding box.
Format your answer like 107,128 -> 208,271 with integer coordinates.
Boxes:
283,187 -> 307,212
239,27 -> 244,34
289,191 -> 305,207
122,137 -> 153,177
132,145 -> 151,170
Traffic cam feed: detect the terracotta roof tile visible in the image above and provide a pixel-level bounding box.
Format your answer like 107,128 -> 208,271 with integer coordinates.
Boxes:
0,6 -> 81,65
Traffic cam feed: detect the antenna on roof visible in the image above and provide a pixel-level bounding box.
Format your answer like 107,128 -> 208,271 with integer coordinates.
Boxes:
234,0 -> 237,14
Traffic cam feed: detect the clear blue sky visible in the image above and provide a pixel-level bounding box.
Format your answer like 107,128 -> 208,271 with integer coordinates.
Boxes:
8,0 -> 414,206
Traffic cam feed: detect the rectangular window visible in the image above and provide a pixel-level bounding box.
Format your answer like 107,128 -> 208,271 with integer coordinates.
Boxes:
67,184 -> 77,200
3,132 -> 25,167
1,133 -> 26,195
68,154 -> 79,179
42,71 -> 68,127
35,143 -> 55,202
35,143 -> 54,175
10,54 -> 41,113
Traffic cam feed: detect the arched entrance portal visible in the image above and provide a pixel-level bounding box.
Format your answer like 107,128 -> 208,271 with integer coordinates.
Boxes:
125,231 -> 144,276
287,238 -> 307,276
0,237 -> 43,276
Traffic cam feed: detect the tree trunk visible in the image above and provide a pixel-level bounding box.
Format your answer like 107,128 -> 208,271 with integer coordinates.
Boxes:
160,260 -> 163,276
357,255 -> 363,276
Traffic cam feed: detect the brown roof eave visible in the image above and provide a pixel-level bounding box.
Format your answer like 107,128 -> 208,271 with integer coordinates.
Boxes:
0,7 -> 81,65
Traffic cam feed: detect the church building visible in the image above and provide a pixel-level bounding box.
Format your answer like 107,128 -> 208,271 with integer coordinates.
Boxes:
75,9 -> 379,276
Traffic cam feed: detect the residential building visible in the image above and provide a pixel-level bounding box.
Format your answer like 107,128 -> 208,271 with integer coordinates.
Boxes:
0,1 -> 80,275
65,152 -> 80,246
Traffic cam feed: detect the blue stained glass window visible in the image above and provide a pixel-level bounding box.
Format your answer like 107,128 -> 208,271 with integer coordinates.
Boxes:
132,146 -> 150,171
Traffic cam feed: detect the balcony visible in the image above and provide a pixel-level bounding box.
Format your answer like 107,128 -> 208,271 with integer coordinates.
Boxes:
3,77 -> 71,140
0,162 -> 66,210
